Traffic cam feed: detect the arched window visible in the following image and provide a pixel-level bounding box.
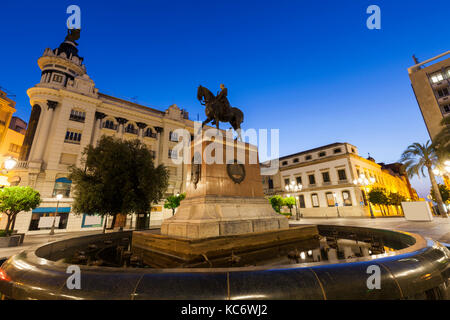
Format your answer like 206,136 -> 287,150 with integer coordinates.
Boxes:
125,123 -> 137,134
103,119 -> 117,130
53,177 -> 72,197
144,128 -> 156,138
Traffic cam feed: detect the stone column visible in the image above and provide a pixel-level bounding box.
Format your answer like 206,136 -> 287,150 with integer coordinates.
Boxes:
115,117 -> 128,139
91,112 -> 106,145
136,122 -> 147,141
154,126 -> 163,165
32,100 -> 58,162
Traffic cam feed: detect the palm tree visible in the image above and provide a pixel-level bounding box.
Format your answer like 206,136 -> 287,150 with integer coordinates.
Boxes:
400,141 -> 448,218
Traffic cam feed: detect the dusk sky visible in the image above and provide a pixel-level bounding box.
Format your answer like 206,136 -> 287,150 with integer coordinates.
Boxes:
1,0 -> 449,197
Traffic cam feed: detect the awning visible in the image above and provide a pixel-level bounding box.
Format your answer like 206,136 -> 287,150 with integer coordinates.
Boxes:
32,207 -> 71,213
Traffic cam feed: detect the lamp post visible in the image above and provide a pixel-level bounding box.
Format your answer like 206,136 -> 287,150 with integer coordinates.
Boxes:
333,192 -> 340,218
50,194 -> 63,235
353,174 -> 376,219
0,157 -> 17,187
285,181 -> 303,220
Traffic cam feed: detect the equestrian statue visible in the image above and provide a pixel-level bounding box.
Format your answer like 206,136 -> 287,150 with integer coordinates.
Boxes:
197,84 -> 244,140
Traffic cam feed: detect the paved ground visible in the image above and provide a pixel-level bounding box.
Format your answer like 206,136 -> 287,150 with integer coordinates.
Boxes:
291,216 -> 450,244
1,217 -> 450,260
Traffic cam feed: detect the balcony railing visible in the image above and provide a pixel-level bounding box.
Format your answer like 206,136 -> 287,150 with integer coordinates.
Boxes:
125,128 -> 138,135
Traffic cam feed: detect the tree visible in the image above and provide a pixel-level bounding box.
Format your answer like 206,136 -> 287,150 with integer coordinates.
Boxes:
368,188 -> 389,215
0,186 -> 41,235
269,195 -> 284,213
388,192 -> 406,215
430,184 -> 450,204
283,197 -> 296,215
164,193 -> 186,215
70,136 -> 169,232
400,141 -> 447,217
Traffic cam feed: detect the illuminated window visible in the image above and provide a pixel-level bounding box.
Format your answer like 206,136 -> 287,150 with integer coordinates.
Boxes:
342,191 -> 352,206
326,192 -> 335,207
52,177 -> 72,197
430,72 -> 444,83
53,74 -> 63,83
311,193 -> 320,207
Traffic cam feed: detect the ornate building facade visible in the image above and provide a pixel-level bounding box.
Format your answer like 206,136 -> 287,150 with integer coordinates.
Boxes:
262,143 -> 418,218
6,30 -> 199,234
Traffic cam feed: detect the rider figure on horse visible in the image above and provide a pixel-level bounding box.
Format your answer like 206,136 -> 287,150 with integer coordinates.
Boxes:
216,84 -> 232,118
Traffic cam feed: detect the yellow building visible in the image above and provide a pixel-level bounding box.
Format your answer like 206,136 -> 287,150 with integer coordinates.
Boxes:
0,89 -> 26,186
262,143 -> 418,218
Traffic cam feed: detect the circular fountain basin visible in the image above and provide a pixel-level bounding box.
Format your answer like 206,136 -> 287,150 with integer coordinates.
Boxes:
0,225 -> 449,300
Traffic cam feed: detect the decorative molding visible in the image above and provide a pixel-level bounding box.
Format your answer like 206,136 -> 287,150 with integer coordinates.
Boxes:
136,122 -> 148,129
154,126 -> 163,133
95,111 -> 106,120
115,117 -> 128,125
47,100 -> 58,110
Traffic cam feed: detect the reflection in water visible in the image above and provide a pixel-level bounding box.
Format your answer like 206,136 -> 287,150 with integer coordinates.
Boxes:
64,235 -> 397,268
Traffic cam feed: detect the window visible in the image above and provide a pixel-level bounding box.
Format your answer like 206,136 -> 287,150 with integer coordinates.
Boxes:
168,149 -> 177,159
8,143 -> 21,153
337,169 -> 347,181
430,72 -> 444,83
308,174 -> 316,185
144,128 -> 157,138
53,177 -> 72,197
342,191 -> 352,206
298,195 -> 306,208
305,155 -> 312,160
351,148 -> 355,153
356,169 -> 360,177
293,158 -> 299,163
125,123 -> 138,134
53,74 -> 63,83
318,151 -> 326,157
311,193 -> 320,207
326,192 -> 335,207
282,161 -> 288,166
103,120 -> 117,130
268,178 -> 274,189
444,105 -> 450,114
65,130 -> 82,144
69,109 -> 86,123
296,176 -> 302,185
169,131 -> 179,142
322,172 -> 330,183
333,148 -> 342,154
437,87 -> 449,97
284,178 -> 290,186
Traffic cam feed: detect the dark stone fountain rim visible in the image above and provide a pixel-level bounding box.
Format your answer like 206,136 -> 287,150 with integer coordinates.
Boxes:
0,225 -> 448,300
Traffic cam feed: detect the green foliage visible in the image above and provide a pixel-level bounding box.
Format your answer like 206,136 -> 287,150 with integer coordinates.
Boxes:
70,136 -> 169,219
0,186 -> 41,233
430,184 -> 450,203
269,195 -> 284,213
400,141 -> 438,179
164,193 -> 186,215
368,188 -> 389,206
388,192 -> 406,206
283,197 -> 296,208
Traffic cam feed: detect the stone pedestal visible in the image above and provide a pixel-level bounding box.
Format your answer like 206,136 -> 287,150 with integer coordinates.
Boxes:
160,137 -> 288,239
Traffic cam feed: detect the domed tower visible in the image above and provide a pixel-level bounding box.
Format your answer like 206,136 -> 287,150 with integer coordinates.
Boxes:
37,29 -> 87,88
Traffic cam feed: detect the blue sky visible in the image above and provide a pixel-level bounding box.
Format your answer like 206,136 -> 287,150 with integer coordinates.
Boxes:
1,0 -> 449,197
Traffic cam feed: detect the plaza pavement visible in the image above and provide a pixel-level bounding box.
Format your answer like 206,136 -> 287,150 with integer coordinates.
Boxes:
291,216 -> 450,244
1,217 -> 450,260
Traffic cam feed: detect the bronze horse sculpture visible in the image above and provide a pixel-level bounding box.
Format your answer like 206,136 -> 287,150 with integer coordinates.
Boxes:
197,85 -> 244,140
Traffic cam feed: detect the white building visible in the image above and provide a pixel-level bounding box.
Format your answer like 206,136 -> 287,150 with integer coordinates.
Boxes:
262,142 -> 416,218
2,30 -> 200,234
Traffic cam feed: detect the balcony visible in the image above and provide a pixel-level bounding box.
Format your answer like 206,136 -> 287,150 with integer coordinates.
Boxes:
338,179 -> 348,184
431,79 -> 449,90
438,95 -> 450,105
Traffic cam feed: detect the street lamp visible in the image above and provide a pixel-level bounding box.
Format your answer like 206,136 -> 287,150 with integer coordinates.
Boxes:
4,157 -> 17,171
353,173 -> 376,219
333,192 -> 340,218
285,180 -> 303,220
49,194 -> 63,235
